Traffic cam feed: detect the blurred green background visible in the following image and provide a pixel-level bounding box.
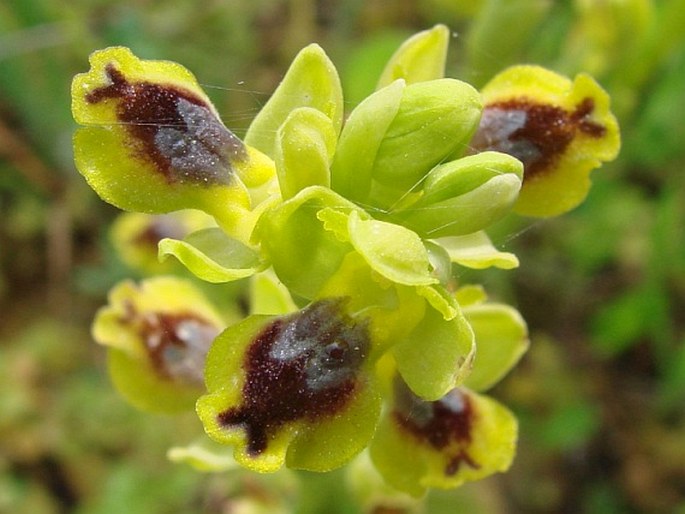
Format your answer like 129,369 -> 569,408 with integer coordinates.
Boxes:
1,0 -> 684,513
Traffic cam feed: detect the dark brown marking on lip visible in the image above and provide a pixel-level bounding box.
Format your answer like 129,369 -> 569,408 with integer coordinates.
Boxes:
470,97 -> 606,182
393,379 -> 480,475
87,64 -> 246,185
122,303 -> 220,386
216,298 -> 370,456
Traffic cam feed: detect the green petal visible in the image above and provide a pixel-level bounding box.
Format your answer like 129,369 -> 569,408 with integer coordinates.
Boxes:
275,107 -> 336,199
436,231 -> 519,270
377,24 -> 450,87
255,186 -> 361,299
370,384 -> 518,496
463,303 -> 529,392
158,227 -> 264,283
245,44 -> 343,158
330,79 -> 405,203
393,303 -> 475,400
348,211 -> 438,287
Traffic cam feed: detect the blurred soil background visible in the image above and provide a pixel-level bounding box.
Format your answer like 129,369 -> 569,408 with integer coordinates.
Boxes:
1,0 -> 684,513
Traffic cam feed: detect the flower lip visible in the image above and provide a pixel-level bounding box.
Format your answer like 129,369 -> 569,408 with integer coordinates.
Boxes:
86,64 -> 246,185
131,306 -> 219,387
470,97 -> 607,182
393,378 -> 480,476
216,298 -> 370,456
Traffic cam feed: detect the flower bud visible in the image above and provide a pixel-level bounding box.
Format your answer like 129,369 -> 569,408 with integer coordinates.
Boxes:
331,78 -> 482,209
392,151 -> 523,238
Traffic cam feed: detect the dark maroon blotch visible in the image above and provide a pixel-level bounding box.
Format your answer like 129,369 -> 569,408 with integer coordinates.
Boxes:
470,97 -> 606,182
393,379 -> 480,475
132,214 -> 188,249
86,64 -> 246,185
123,304 -> 220,386
217,298 -> 370,456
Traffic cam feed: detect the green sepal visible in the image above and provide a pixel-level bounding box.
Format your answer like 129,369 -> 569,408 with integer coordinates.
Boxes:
377,24 -> 450,87
275,107 -> 336,200
370,385 -> 518,496
249,270 -> 297,316
393,302 -> 475,401
245,44 -> 344,159
348,211 -> 439,287
437,232 -> 519,270
393,152 -> 523,238
158,227 -> 265,283
331,80 -> 405,203
255,186 -> 362,299
463,302 -> 529,392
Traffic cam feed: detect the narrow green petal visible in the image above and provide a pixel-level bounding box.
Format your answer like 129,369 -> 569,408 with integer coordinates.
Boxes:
436,232 -> 519,270
167,438 -> 239,472
394,152 -> 523,238
158,227 -> 264,283
245,44 -> 343,158
377,24 -> 450,87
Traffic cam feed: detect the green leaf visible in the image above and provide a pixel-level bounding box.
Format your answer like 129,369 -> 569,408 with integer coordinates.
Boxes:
158,227 -> 264,283
245,44 -> 343,158
275,107 -> 336,199
377,24 -> 450,87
